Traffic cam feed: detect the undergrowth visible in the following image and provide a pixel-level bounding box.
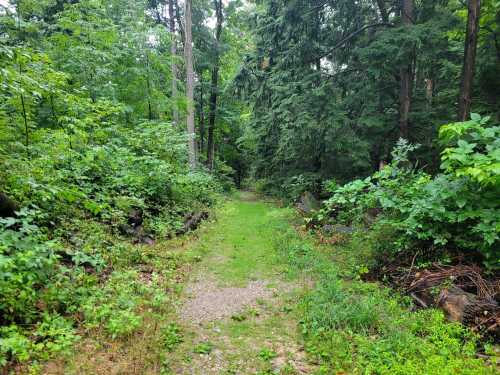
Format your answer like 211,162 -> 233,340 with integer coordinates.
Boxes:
274,224 -> 497,374
309,115 -> 499,270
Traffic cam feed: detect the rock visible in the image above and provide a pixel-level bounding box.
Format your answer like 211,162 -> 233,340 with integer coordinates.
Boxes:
128,207 -> 143,228
364,207 -> 382,226
296,192 -> 321,214
0,192 -> 17,218
118,223 -> 134,236
332,224 -> 355,234
322,224 -> 354,234
141,236 -> 155,245
322,224 -> 334,234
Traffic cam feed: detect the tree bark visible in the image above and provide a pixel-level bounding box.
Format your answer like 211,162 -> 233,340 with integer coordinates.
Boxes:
458,0 -> 481,121
398,0 -> 414,139
184,0 -> 197,169
198,75 -> 205,154
376,0 -> 389,23
168,0 -> 179,127
174,0 -> 185,50
145,54 -> 153,120
206,0 -> 223,170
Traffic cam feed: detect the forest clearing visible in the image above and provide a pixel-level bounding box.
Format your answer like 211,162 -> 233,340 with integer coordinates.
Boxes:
0,0 -> 499,374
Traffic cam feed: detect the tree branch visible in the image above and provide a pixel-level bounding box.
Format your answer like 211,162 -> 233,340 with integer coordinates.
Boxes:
312,23 -> 394,62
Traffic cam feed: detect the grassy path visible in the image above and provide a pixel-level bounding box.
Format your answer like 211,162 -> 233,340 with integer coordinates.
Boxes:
166,191 -> 313,374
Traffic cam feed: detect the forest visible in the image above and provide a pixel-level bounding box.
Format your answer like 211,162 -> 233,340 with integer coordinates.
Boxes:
0,0 -> 499,374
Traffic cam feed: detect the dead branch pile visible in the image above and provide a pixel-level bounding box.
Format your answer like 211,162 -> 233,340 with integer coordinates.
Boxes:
392,264 -> 499,339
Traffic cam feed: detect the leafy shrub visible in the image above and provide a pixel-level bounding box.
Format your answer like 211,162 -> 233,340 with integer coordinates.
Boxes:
161,323 -> 183,352
0,326 -> 31,366
0,217 -> 59,324
0,315 -> 78,366
0,12 -> 222,370
318,116 -> 499,268
1,109 -> 220,369
253,173 -> 322,202
81,271 -> 144,338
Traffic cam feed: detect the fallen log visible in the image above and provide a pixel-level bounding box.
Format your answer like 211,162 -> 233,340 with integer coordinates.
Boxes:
436,286 -> 499,337
177,211 -> 209,235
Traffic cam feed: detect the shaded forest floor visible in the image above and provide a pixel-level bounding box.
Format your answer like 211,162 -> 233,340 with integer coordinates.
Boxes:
38,192 -> 497,375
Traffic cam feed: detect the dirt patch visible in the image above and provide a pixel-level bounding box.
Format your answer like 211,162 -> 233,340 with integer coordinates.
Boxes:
181,279 -> 276,324
271,341 -> 314,374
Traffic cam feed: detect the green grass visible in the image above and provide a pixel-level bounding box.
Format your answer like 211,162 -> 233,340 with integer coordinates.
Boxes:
274,227 -> 498,375
192,192 -> 293,285
161,193 -> 307,374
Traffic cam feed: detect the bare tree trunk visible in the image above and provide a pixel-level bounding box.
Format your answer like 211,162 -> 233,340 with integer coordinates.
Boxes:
198,76 -> 205,154
398,0 -> 414,139
184,0 -> 197,169
206,0 -> 223,170
458,0 -> 481,121
168,0 -> 179,127
145,54 -> 153,120
174,0 -> 185,50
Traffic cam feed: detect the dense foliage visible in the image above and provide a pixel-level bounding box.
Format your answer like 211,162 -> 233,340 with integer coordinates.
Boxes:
0,0 -> 498,371
311,115 -> 499,269
236,0 -> 499,184
0,0 -> 221,367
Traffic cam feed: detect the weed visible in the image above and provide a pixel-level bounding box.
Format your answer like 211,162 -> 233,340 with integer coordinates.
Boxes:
193,341 -> 214,354
258,347 -> 277,361
162,323 -> 184,352
231,313 -> 247,322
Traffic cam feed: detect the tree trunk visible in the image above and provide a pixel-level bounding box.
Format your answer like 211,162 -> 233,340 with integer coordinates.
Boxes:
198,76 -> 205,154
398,0 -> 414,139
206,0 -> 223,171
184,0 -> 197,169
168,0 -> 179,127
174,0 -> 185,50
458,0 -> 481,121
376,0 -> 389,23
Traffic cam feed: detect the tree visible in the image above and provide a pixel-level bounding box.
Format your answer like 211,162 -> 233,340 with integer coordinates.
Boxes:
458,0 -> 482,121
206,0 -> 224,170
184,0 -> 197,169
169,0 -> 179,127
399,0 -> 415,139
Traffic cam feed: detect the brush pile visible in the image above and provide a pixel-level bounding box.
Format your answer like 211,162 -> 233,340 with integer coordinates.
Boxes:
393,264 -> 499,339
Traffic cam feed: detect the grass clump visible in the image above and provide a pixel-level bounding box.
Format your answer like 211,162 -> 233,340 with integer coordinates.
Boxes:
193,341 -> 214,355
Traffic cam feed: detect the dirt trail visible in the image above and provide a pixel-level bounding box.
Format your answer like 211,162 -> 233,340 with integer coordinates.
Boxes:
181,278 -> 275,324
168,192 -> 315,374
